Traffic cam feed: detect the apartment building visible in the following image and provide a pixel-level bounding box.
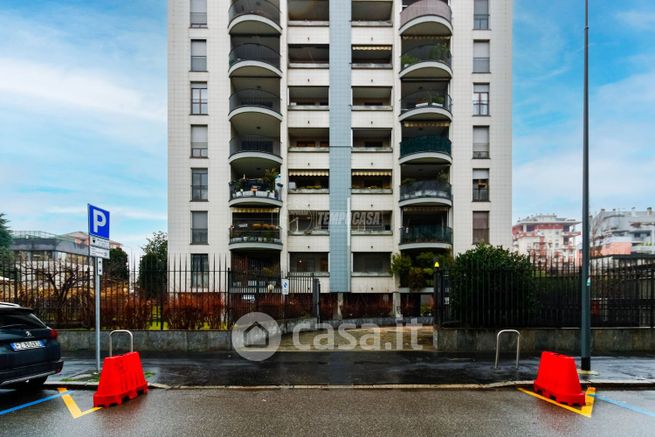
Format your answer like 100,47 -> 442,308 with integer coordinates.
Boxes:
591,208 -> 655,256
512,215 -> 580,267
168,0 -> 513,293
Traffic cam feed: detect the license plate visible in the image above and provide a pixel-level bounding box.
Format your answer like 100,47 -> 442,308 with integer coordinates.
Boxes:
10,340 -> 45,351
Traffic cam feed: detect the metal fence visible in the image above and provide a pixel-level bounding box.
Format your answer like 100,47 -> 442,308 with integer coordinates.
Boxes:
435,258 -> 655,329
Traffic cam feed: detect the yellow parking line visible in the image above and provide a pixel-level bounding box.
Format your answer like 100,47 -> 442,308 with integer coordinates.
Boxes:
57,388 -> 102,419
517,387 -> 596,418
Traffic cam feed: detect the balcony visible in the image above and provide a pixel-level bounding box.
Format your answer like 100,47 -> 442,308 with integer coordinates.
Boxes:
229,226 -> 282,251
400,0 -> 452,36
229,44 -> 282,77
229,135 -> 281,165
400,44 -> 452,79
228,89 -> 282,128
399,225 -> 453,250
399,135 -> 451,164
399,180 -> 452,207
288,0 -> 329,24
399,91 -> 452,122
229,179 -> 282,207
228,0 -> 281,35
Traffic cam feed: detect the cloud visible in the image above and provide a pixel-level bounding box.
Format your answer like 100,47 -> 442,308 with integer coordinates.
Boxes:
46,206 -> 166,221
617,10 -> 655,30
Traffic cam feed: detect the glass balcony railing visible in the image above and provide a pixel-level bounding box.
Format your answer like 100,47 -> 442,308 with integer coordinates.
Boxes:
399,135 -> 451,158
400,91 -> 452,115
229,179 -> 282,201
230,135 -> 281,157
229,227 -> 282,245
229,44 -> 281,70
229,0 -> 281,25
399,180 -> 452,203
400,44 -> 451,71
229,89 -> 281,114
400,0 -> 452,29
400,225 -> 453,245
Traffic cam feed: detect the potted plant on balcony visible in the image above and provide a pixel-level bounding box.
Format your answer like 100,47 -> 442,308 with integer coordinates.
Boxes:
430,95 -> 445,107
401,54 -> 419,68
263,168 -> 279,197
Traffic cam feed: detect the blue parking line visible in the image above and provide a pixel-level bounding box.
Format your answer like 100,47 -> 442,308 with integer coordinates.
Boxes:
0,390 -> 71,416
590,394 -> 655,418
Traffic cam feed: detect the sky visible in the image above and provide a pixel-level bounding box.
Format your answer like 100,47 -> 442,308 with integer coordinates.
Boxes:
0,0 -> 653,256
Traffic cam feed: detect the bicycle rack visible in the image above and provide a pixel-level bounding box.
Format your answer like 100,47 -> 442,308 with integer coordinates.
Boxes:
494,329 -> 520,369
109,329 -> 134,357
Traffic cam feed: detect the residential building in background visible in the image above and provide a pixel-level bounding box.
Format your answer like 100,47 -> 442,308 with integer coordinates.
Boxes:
168,0 -> 513,292
591,208 -> 655,256
512,214 -> 580,267
10,231 -> 122,263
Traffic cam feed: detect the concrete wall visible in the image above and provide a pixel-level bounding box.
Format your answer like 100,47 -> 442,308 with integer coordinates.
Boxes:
434,327 -> 655,355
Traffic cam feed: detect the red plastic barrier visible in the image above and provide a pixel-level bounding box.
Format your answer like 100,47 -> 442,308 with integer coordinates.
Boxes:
534,351 -> 585,406
93,352 -> 148,408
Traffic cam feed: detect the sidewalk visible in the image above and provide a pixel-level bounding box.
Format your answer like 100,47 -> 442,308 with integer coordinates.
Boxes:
49,351 -> 655,388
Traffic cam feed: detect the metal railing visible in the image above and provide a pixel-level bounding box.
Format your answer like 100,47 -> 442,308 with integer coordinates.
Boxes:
473,57 -> 490,73
401,91 -> 452,114
400,135 -> 451,158
474,13 -> 490,30
229,227 -> 282,245
229,44 -> 281,69
228,0 -> 281,25
230,135 -> 281,157
400,225 -> 453,245
399,180 -> 452,202
400,0 -> 452,29
229,184 -> 282,201
191,55 -> 207,72
229,89 -> 281,114
400,44 -> 451,71
190,12 -> 207,27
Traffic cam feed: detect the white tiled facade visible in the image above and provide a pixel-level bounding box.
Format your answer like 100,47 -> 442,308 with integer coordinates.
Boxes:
168,0 -> 512,292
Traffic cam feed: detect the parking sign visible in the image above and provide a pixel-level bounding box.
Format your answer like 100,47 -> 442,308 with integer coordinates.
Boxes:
88,204 -> 110,239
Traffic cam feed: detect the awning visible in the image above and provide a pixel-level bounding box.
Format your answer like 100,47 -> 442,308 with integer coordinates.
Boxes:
401,35 -> 450,41
231,207 -> 280,213
402,206 -> 449,213
352,45 -> 392,51
288,170 -> 329,177
352,170 -> 392,176
403,121 -> 450,128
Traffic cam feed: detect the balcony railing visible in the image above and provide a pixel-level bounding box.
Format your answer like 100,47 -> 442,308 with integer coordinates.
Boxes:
400,91 -> 452,114
400,225 -> 453,245
400,180 -> 452,203
230,135 -> 281,157
399,135 -> 451,158
229,181 -> 282,201
474,13 -> 490,30
229,227 -> 282,245
229,89 -> 281,114
191,229 -> 208,245
190,12 -> 207,27
400,44 -> 451,71
191,142 -> 208,158
228,0 -> 281,25
191,55 -> 207,72
229,44 -> 281,69
473,57 -> 490,73
400,0 -> 452,29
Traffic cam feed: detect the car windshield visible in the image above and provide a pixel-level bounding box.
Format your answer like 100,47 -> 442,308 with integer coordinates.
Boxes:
0,313 -> 46,329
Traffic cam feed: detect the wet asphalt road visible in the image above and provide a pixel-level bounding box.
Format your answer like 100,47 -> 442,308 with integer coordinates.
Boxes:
1,387 -> 655,436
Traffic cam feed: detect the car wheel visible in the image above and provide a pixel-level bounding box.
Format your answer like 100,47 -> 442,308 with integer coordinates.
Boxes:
19,376 -> 48,391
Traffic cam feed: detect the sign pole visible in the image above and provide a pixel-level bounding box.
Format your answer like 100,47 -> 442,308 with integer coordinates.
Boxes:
95,256 -> 101,373
88,203 -> 110,374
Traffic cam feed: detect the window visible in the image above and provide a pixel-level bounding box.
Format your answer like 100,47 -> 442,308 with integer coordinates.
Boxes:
353,253 -> 390,274
290,253 -> 329,273
191,82 -> 208,115
474,0 -> 489,30
191,40 -> 207,71
190,0 -> 207,27
473,126 -> 490,158
191,168 -> 208,200
191,211 -> 208,244
191,125 -> 208,157
473,83 -> 489,116
191,254 -> 209,288
473,41 -> 490,73
473,211 -> 490,244
473,169 -> 489,201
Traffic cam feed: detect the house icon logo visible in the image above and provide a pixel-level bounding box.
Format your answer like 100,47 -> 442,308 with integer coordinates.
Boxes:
232,312 -> 281,361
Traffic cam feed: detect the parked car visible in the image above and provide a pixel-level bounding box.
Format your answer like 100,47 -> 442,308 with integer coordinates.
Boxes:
0,303 -> 63,390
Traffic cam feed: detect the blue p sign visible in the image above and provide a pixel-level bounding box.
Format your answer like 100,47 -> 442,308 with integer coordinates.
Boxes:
88,204 -> 110,239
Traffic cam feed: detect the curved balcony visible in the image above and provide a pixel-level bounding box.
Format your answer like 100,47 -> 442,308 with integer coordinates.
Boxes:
229,227 -> 282,251
399,180 -> 452,207
399,225 -> 453,251
229,44 -> 282,77
400,44 -> 452,79
229,89 -> 282,130
229,135 -> 282,170
229,181 -> 282,207
400,0 -> 452,36
228,0 -> 282,35
399,135 -> 452,165
399,91 -> 452,122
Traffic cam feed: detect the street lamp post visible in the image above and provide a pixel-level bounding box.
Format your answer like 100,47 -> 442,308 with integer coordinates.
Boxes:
580,0 -> 591,371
